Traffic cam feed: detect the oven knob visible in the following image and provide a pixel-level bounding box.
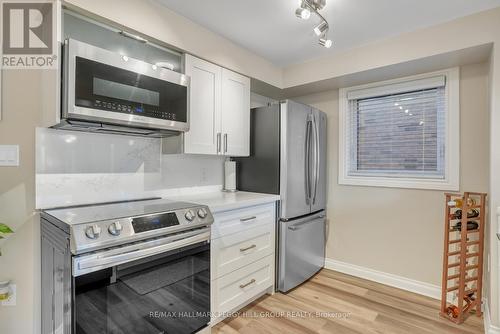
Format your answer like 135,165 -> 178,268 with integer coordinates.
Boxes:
108,221 -> 123,236
85,224 -> 101,239
197,208 -> 208,219
184,210 -> 196,222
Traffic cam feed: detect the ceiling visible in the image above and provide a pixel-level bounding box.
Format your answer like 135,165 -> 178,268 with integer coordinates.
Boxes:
156,0 -> 500,67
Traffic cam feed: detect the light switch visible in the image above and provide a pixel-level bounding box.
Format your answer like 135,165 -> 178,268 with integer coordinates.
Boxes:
0,145 -> 19,166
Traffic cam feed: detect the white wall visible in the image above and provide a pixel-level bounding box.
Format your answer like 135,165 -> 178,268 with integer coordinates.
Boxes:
488,41 -> 500,330
296,62 -> 490,289
0,70 -> 44,334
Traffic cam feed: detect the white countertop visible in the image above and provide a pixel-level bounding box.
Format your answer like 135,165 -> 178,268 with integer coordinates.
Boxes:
167,190 -> 280,213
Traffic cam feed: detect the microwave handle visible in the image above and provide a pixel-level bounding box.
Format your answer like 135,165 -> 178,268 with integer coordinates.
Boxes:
73,229 -> 210,276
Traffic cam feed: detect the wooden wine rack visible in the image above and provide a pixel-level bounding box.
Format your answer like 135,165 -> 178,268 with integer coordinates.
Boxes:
440,192 -> 487,324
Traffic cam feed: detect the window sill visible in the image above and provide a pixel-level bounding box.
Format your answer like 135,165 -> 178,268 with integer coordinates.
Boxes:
339,175 -> 459,191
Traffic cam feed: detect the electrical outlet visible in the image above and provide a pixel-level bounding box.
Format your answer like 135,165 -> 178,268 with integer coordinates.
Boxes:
1,284 -> 16,306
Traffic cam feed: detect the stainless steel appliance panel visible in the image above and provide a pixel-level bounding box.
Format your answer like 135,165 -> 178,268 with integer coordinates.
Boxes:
310,108 -> 327,213
278,211 -> 326,292
63,39 -> 190,133
74,236 -> 210,334
280,100 -> 313,220
41,199 -> 214,334
236,104 -> 281,194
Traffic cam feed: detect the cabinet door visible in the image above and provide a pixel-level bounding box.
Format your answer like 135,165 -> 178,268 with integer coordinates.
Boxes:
184,55 -> 222,155
221,68 -> 250,157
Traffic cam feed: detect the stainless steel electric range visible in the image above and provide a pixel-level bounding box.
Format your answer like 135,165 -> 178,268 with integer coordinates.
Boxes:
41,198 -> 213,334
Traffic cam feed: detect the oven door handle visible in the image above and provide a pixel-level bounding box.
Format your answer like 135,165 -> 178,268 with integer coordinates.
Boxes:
73,228 -> 210,276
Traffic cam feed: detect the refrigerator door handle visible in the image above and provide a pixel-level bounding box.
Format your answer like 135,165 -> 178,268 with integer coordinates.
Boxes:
304,119 -> 312,204
312,114 -> 320,205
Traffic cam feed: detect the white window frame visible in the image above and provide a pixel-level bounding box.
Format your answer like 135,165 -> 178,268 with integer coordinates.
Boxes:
338,67 -> 460,191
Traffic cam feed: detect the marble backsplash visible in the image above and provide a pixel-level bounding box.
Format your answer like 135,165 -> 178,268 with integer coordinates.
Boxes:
36,128 -> 225,208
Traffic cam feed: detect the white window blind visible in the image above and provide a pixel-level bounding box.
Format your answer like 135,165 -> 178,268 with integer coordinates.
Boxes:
347,85 -> 446,179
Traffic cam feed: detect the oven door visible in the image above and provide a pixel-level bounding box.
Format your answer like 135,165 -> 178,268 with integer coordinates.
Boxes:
64,38 -> 190,132
72,228 -> 210,334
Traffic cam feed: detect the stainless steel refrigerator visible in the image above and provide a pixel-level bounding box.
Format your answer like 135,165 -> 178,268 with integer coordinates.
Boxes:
235,100 -> 327,292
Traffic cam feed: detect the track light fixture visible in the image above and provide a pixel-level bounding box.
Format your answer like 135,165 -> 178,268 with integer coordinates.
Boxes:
295,6 -> 311,20
314,21 -> 328,36
318,36 -> 332,48
295,0 -> 333,48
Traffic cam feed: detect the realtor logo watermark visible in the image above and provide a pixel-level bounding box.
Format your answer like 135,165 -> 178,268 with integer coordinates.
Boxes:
1,1 -> 57,69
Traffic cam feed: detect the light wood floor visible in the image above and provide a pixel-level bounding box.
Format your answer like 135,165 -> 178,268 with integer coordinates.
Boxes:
213,269 -> 484,334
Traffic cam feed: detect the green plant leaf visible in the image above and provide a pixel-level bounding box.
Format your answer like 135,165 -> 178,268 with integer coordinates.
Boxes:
0,224 -> 13,234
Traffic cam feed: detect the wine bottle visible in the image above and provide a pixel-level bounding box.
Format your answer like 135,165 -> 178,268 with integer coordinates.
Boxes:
452,209 -> 480,219
452,221 -> 479,231
446,305 -> 460,318
452,197 -> 477,207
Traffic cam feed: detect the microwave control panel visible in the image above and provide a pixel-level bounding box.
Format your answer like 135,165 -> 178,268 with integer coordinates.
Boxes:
92,99 -> 178,121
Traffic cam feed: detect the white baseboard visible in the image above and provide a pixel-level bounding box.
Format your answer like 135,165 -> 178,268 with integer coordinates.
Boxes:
325,259 -> 500,332
484,299 -> 500,334
324,258 -> 443,300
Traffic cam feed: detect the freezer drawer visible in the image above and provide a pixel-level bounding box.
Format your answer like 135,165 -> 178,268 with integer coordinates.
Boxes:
278,211 -> 326,292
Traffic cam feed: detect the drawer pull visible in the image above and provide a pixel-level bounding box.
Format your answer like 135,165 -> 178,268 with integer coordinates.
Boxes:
240,244 -> 257,252
239,279 -> 256,289
240,216 -> 257,222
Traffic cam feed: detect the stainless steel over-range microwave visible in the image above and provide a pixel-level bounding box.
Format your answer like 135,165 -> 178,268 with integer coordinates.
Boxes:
61,39 -> 190,136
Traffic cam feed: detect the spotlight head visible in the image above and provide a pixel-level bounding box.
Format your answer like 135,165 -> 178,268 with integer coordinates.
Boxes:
314,21 -> 328,36
295,7 -> 311,20
319,38 -> 333,48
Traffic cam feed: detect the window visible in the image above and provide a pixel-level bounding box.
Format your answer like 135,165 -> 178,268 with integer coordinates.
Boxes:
339,68 -> 459,190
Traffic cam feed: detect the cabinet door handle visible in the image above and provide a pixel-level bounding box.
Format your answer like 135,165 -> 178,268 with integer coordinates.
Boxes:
217,133 -> 221,153
240,216 -> 257,222
240,244 -> 256,252
224,133 -> 228,153
239,278 -> 256,289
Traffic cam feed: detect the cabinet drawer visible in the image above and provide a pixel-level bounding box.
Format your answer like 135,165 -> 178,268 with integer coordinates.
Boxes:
212,255 -> 273,316
212,223 -> 274,279
211,203 -> 275,239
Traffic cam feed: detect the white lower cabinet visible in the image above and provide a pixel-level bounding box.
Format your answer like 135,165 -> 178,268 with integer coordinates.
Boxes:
210,202 -> 276,326
212,223 -> 274,279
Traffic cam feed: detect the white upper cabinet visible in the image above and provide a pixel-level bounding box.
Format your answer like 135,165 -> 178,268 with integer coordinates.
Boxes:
184,54 -> 250,156
221,69 -> 250,157
184,55 -> 222,155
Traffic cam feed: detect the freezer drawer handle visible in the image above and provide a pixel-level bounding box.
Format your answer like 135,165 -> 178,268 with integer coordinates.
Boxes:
239,279 -> 256,289
240,216 -> 257,222
288,217 -> 325,231
240,244 -> 257,252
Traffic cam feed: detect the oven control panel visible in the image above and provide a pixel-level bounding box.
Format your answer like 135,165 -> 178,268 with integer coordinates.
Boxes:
70,205 -> 213,255
132,212 -> 180,233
